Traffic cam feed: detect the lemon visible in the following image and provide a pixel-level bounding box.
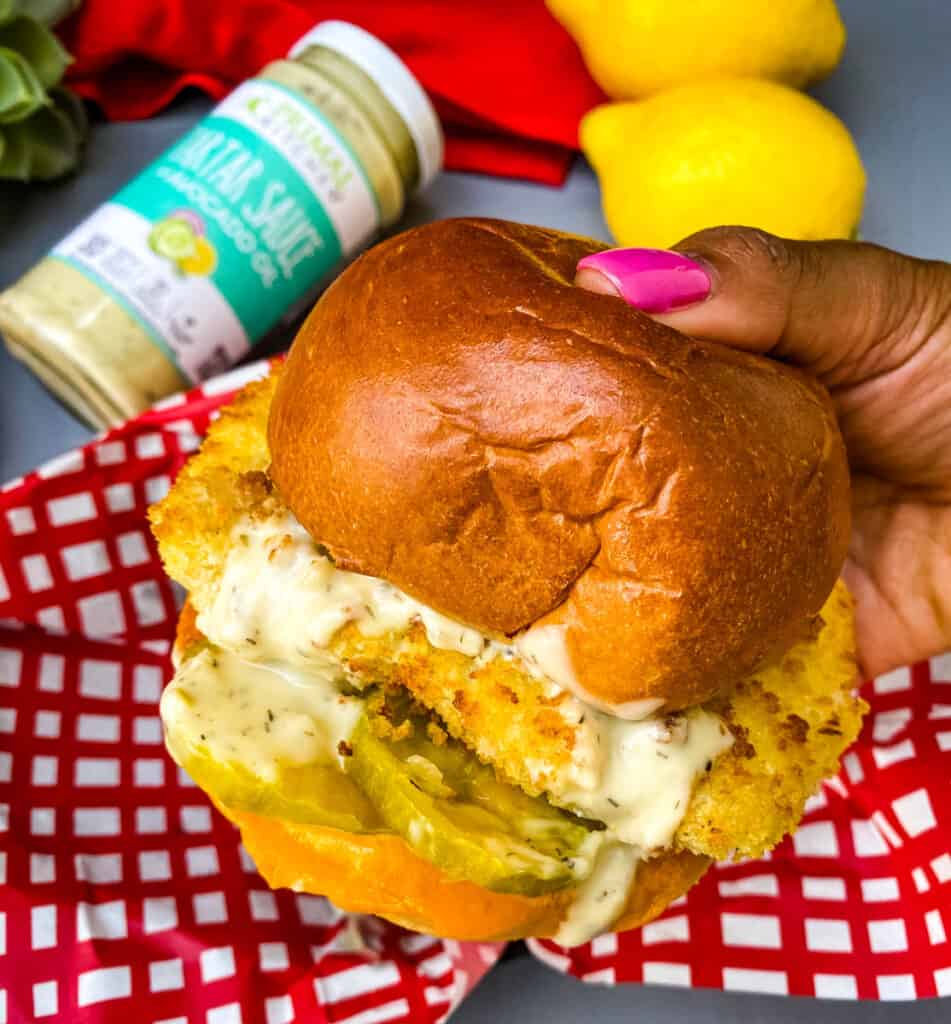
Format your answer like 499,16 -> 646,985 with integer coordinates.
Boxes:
547,0 -> 846,98
581,78 -> 865,249
178,236 -> 218,276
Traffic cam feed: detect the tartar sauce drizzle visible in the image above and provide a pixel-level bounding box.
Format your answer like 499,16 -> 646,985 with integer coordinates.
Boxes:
552,842 -> 640,947
197,514 -> 732,834
516,621 -> 665,721
161,646 -> 364,782
561,708 -> 732,850
199,515 -> 492,664
179,511 -> 734,945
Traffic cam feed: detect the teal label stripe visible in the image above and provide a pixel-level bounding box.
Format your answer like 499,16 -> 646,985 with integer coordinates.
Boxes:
113,112 -> 345,341
49,253 -> 179,368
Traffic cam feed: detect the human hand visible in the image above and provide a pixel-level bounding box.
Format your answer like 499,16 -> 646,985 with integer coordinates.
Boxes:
575,229 -> 951,680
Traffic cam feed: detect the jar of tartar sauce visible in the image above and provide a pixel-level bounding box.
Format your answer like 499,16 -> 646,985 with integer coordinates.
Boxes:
0,21 -> 442,428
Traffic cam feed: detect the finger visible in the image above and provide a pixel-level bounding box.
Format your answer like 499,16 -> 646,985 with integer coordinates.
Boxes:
843,477 -> 951,678
576,227 -> 951,388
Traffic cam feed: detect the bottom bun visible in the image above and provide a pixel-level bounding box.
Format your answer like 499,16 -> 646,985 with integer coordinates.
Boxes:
221,801 -> 710,942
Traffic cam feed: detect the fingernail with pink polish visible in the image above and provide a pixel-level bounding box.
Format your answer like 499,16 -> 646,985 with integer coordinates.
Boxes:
576,248 -> 711,313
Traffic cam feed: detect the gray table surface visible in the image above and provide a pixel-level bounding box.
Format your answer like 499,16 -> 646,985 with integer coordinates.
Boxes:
1,0 -> 948,1019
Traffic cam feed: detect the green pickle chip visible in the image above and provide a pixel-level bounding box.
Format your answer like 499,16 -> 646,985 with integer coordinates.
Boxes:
164,678 -> 377,835
347,712 -> 595,896
179,747 -> 384,834
168,652 -> 595,895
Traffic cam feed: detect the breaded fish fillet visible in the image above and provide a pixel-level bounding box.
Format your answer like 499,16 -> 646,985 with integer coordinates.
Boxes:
151,369 -> 866,861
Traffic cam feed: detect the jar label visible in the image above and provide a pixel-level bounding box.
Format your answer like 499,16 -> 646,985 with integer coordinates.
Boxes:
51,79 -> 380,382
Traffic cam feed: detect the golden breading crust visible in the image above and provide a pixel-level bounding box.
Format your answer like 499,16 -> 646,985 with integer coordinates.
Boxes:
150,370 -> 866,862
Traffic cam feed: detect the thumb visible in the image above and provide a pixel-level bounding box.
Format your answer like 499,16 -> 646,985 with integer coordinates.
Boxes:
575,227 -> 951,389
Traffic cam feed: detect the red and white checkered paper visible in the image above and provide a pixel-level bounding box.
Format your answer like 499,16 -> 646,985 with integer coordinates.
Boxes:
0,361 -> 948,1021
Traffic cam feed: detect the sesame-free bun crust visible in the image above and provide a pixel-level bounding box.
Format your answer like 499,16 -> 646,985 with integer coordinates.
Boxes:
269,218 -> 850,710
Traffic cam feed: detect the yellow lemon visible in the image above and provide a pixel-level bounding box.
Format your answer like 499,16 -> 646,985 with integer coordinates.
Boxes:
581,78 -> 865,249
178,236 -> 217,276
547,0 -> 846,98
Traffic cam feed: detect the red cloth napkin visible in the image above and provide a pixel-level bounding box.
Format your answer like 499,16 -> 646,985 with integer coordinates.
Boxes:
59,0 -> 606,186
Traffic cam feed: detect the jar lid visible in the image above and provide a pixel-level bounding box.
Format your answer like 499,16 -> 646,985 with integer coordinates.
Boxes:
289,20 -> 444,192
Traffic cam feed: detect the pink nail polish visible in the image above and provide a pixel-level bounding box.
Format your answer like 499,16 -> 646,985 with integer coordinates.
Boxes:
576,248 -> 711,313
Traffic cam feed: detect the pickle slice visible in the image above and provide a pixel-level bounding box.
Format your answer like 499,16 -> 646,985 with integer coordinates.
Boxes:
161,647 -> 383,833
178,749 -> 383,833
348,717 -> 595,896
161,645 -> 595,891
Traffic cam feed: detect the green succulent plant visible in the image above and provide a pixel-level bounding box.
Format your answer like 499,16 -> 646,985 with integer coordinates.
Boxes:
0,0 -> 86,181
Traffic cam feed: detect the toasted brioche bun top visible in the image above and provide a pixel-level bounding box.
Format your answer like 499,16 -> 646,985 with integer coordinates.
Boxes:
269,218 -> 850,711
